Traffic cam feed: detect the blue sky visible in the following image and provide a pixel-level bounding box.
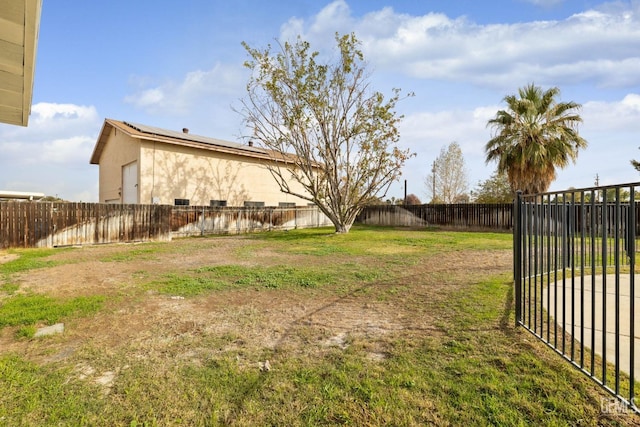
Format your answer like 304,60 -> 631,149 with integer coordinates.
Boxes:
1,0 -> 639,202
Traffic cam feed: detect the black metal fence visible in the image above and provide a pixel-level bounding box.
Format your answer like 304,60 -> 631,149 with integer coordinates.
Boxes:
514,182 -> 640,412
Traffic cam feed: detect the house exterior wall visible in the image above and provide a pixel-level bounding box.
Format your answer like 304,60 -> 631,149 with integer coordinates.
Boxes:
138,140 -> 310,206
98,128 -> 140,203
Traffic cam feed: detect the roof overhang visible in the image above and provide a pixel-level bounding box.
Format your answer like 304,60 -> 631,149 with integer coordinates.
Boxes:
90,119 -> 280,165
0,0 -> 42,126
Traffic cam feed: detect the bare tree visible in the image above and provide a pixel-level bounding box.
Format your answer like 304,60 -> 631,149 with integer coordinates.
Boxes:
424,142 -> 468,203
238,33 -> 413,233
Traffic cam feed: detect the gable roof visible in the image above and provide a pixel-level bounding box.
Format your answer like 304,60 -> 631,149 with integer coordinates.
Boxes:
0,0 -> 42,126
90,119 -> 269,165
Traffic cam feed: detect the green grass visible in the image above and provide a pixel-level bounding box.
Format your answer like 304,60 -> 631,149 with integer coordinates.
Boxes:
0,294 -> 104,329
0,249 -> 105,338
252,226 -> 511,257
98,243 -> 169,262
0,355 -> 104,424
0,226 -> 634,426
0,248 -> 66,275
147,264 -> 373,296
0,282 -> 20,294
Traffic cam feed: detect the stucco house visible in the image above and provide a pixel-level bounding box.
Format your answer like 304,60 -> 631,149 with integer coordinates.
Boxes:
89,119 -> 312,207
0,0 -> 42,126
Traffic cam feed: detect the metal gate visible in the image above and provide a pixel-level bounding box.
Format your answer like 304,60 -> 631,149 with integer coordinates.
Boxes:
514,182 -> 640,412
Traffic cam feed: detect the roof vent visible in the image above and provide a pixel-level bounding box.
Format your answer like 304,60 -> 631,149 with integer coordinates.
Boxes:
182,128 -> 189,134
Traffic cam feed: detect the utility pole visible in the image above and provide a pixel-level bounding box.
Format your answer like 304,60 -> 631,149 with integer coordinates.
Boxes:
595,173 -> 600,202
404,179 -> 407,205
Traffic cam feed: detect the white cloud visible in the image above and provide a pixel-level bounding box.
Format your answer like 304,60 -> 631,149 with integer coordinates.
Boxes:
582,93 -> 640,132
0,102 -> 101,200
124,63 -> 247,115
1,103 -> 99,142
397,105 -> 496,196
131,88 -> 165,108
279,0 -> 640,91
38,136 -> 96,165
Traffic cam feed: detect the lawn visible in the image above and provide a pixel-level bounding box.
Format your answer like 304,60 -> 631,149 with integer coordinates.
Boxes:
0,226 -> 636,425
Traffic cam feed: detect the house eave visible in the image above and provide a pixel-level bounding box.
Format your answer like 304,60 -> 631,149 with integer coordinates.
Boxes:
90,119 -> 302,165
0,0 -> 42,126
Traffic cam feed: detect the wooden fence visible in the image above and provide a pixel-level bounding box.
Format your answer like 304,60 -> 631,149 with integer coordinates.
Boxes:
0,201 -> 332,249
0,201 -> 515,249
356,204 -> 514,230
0,202 -> 172,249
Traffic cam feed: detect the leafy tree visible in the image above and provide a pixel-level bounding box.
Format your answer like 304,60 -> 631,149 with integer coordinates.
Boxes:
471,171 -> 513,203
485,83 -> 587,195
41,195 -> 66,202
552,188 -> 629,203
424,142 -> 468,203
385,197 -> 404,205
239,33 -> 413,233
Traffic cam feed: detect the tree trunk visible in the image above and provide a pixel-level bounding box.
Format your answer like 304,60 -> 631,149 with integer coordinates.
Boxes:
334,223 -> 351,233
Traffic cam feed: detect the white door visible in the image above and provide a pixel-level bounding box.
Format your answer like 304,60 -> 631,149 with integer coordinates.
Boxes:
122,161 -> 138,204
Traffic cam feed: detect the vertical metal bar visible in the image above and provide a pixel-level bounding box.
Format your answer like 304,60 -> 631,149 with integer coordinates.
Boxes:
539,197 -> 545,337
630,186 -> 636,403
602,190 -> 608,385
553,196 -> 560,348
534,197 -> 539,334
580,192 -> 586,368
524,205 -> 528,325
528,200 -> 533,328
514,191 -> 523,327
571,192 -> 576,361
538,200 -> 545,338
562,195 -> 567,355
547,194 -> 552,343
614,188 -> 621,394
590,190 -> 597,376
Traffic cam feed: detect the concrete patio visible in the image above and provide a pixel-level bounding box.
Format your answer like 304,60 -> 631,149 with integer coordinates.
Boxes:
543,274 -> 640,378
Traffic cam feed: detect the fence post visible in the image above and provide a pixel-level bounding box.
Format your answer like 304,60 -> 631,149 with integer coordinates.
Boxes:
201,206 -> 205,237
514,191 -> 523,327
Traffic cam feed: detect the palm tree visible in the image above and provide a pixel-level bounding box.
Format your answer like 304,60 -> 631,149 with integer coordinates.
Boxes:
485,83 -> 587,195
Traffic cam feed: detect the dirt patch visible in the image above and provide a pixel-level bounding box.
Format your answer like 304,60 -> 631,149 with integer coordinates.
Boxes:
0,235 -> 512,369
0,252 -> 19,264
